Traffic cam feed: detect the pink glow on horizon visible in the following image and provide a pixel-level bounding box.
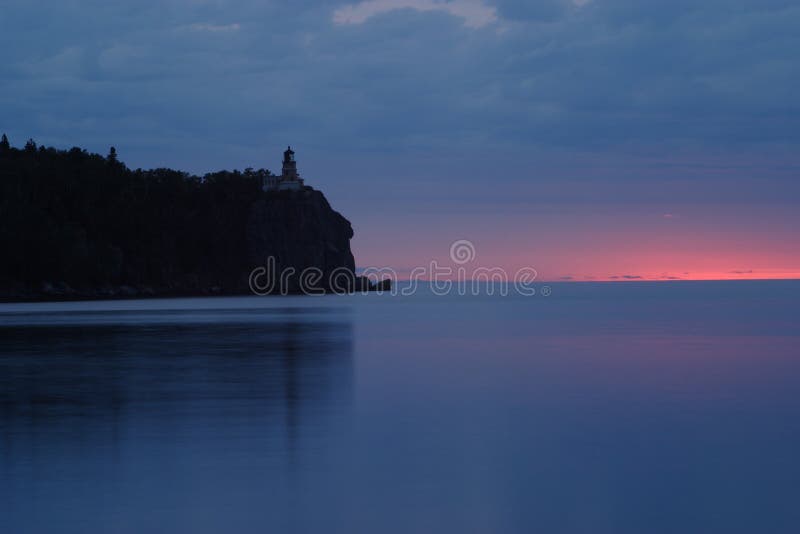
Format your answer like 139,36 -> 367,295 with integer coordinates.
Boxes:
366,270 -> 800,282
351,206 -> 800,282
344,171 -> 800,282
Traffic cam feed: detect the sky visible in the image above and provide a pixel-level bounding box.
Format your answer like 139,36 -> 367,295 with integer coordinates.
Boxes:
1,0 -> 799,281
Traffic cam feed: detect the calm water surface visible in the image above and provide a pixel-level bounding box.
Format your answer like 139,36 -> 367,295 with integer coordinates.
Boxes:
1,282 -> 799,533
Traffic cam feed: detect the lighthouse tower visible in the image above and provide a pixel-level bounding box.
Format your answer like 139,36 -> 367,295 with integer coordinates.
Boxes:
264,146 -> 306,191
282,146 -> 298,179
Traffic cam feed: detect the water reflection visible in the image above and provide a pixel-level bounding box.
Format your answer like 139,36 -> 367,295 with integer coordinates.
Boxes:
0,306 -> 353,533
2,284 -> 800,534
0,320 -> 352,415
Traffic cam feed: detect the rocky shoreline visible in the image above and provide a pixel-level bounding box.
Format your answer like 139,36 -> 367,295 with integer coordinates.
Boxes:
0,277 -> 392,303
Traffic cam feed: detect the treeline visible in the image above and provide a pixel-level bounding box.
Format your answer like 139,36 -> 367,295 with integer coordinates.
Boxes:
0,135 -> 273,295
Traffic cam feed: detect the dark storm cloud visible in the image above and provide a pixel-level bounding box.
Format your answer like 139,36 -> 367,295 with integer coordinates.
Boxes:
1,0 -> 798,169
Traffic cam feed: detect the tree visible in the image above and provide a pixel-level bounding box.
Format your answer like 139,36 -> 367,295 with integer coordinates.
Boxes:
0,140 -> 295,295
0,134 -> 9,151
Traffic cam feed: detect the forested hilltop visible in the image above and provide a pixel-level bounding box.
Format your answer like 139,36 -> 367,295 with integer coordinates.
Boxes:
0,135 -> 358,300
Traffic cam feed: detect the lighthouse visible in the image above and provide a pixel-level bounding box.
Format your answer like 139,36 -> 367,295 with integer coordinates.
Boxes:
282,146 -> 298,179
264,146 -> 306,191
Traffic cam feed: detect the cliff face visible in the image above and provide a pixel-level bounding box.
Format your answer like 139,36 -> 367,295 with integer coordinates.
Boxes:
0,141 -> 362,301
247,188 -> 356,292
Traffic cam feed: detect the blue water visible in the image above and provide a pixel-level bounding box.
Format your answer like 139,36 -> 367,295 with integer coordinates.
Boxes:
1,282 -> 799,533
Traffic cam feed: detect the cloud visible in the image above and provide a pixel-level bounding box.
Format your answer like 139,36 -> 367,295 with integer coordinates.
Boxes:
185,23 -> 241,32
332,0 -> 498,28
2,0 -> 800,173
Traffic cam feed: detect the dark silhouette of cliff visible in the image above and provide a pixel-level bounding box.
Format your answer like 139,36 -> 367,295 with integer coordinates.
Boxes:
248,190 -> 356,293
0,137 -> 361,300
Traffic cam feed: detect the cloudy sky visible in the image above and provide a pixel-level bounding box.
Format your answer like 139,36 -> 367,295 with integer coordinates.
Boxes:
2,0 -> 799,280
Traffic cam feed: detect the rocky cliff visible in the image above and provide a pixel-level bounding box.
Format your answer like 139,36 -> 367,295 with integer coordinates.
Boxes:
247,188 -> 357,293
0,140 -> 370,301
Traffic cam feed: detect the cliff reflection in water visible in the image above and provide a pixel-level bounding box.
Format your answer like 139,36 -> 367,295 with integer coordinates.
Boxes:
0,306 -> 353,457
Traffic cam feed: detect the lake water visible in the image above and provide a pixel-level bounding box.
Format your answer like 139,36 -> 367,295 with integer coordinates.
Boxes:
1,281 -> 799,533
